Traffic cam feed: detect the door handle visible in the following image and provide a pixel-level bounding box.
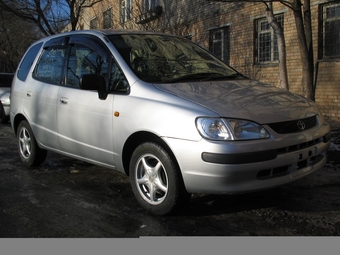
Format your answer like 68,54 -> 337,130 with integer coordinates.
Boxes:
60,97 -> 68,104
26,91 -> 32,97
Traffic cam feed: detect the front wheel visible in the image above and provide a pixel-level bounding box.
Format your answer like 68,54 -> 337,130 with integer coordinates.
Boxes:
129,142 -> 190,215
17,120 -> 47,166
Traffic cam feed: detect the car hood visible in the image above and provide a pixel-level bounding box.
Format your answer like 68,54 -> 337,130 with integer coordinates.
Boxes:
154,78 -> 318,124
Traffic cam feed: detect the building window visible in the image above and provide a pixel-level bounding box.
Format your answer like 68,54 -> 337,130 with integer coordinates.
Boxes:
209,27 -> 230,64
90,17 -> 98,29
255,14 -> 284,64
120,0 -> 133,23
103,8 -> 113,29
142,0 -> 160,13
321,2 -> 340,58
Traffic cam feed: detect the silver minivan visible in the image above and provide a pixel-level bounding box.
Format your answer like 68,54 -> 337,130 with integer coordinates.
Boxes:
10,30 -> 331,215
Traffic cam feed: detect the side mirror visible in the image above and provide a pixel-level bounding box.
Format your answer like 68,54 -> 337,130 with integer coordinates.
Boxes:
80,74 -> 108,100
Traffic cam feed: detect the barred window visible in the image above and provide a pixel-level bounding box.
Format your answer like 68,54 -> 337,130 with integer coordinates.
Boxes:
321,3 -> 340,58
255,14 -> 284,64
142,0 -> 160,13
103,8 -> 113,29
120,0 -> 133,23
90,17 -> 98,29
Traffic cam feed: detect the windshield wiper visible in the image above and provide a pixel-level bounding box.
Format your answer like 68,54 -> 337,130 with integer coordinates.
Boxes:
164,72 -> 240,83
200,72 -> 241,81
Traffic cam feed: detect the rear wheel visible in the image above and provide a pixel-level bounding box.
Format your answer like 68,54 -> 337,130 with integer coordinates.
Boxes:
129,142 -> 190,215
17,120 -> 47,166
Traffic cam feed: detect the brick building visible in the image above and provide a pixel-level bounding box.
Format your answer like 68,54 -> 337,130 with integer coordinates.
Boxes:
70,0 -> 340,129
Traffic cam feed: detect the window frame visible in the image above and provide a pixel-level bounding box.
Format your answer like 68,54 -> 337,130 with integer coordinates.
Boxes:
32,46 -> 68,85
102,7 -> 113,29
254,13 -> 284,65
209,26 -> 230,64
90,17 -> 98,29
320,2 -> 340,59
142,0 -> 160,13
120,0 -> 133,23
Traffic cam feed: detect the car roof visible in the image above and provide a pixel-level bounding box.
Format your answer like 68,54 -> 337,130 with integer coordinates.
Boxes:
33,29 -> 173,44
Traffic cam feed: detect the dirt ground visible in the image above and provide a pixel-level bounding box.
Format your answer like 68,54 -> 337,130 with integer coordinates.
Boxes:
1,122 -> 340,237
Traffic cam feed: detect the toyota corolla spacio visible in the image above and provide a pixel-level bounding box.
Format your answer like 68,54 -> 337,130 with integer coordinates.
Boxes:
10,30 -> 331,215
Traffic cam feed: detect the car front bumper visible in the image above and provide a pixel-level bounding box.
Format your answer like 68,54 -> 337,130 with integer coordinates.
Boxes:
163,123 -> 331,194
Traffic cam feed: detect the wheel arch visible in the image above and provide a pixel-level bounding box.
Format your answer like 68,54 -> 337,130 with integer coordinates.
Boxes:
12,114 -> 28,136
122,131 -> 181,177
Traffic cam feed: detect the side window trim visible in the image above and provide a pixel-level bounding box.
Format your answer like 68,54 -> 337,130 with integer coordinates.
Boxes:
69,35 -> 109,62
65,39 -> 110,89
44,36 -> 70,49
32,44 -> 68,85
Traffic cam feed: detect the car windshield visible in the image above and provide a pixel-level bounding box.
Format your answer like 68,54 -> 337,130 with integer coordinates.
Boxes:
108,34 -> 238,83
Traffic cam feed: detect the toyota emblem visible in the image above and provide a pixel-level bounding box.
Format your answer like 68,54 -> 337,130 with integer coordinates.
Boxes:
297,120 -> 306,130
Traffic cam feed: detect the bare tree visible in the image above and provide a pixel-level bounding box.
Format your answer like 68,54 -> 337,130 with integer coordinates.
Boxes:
264,2 -> 289,90
208,0 -> 315,100
290,0 -> 314,100
0,8 -> 42,72
0,0 -> 104,35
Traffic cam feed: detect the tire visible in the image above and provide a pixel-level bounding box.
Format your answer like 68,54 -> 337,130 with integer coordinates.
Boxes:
129,142 -> 190,215
0,101 -> 8,124
17,120 -> 47,167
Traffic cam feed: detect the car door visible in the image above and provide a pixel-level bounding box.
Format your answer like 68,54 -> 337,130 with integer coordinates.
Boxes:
24,38 -> 69,150
57,35 -> 115,166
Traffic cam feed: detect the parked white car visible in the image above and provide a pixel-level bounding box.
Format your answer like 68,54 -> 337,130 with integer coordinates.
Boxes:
10,30 -> 331,215
0,73 -> 14,124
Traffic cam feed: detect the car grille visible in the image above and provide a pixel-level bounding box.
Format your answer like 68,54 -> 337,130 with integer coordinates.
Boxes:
267,115 -> 317,134
256,154 -> 324,180
256,132 -> 331,180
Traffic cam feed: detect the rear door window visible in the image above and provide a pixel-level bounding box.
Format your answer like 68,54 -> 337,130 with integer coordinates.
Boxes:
33,46 -> 67,85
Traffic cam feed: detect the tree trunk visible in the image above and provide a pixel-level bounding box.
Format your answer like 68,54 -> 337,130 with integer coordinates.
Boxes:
265,3 -> 289,90
292,0 -> 314,100
303,0 -> 315,100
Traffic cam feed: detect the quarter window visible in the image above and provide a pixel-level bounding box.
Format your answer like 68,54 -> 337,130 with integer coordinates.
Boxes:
321,2 -> 340,58
255,14 -> 284,64
18,42 -> 43,81
109,59 -> 129,93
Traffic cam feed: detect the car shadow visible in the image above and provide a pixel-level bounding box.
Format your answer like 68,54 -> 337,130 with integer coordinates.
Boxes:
177,180 -> 340,217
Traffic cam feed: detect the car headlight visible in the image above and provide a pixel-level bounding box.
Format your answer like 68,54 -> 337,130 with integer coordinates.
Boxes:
196,117 -> 270,141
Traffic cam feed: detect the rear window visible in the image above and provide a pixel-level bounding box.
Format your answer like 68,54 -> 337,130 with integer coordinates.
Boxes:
0,74 -> 14,87
17,42 -> 43,81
